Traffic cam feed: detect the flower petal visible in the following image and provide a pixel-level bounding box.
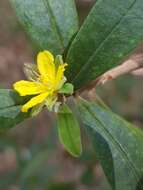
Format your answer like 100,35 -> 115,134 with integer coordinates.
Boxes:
37,50 -> 55,77
13,80 -> 47,96
22,92 -> 49,112
55,64 -> 67,89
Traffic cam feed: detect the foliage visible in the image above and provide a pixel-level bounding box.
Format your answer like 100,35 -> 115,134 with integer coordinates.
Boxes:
10,0 -> 78,55
57,104 -> 82,157
0,89 -> 29,130
1,0 -> 143,189
78,98 -> 143,190
66,0 -> 143,89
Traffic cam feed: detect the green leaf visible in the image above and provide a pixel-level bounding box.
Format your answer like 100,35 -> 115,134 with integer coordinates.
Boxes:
59,83 -> 74,95
57,104 -> 82,157
66,0 -> 143,89
10,0 -> 78,55
78,98 -> 143,190
0,89 -> 29,131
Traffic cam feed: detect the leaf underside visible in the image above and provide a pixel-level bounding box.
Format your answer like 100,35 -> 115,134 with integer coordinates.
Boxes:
57,104 -> 82,157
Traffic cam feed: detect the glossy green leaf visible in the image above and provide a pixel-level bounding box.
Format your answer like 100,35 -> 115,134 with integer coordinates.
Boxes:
57,104 -> 82,157
0,89 -> 29,131
78,98 -> 143,190
66,0 -> 143,89
10,0 -> 78,55
59,83 -> 74,95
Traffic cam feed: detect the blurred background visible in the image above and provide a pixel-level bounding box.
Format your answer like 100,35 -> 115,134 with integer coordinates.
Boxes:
0,0 -> 143,189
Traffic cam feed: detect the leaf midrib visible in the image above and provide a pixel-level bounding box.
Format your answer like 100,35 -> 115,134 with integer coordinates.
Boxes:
43,0 -> 65,51
72,0 -> 137,83
82,102 -> 140,181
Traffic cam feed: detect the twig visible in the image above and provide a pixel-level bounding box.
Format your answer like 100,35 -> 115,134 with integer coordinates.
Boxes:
77,54 -> 143,94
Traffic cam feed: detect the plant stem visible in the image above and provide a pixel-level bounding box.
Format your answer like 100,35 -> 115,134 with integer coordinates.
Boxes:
77,53 -> 143,94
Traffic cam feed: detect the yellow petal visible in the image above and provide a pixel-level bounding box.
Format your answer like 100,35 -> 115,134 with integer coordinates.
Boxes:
13,80 -> 47,96
55,64 -> 67,89
39,75 -> 55,89
37,50 -> 55,77
21,92 -> 49,112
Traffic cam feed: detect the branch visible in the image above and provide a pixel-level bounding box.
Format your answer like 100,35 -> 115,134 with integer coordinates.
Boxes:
77,54 -> 143,94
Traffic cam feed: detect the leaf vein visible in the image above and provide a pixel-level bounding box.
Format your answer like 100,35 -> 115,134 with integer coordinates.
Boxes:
72,0 -> 137,83
82,103 -> 140,181
43,0 -> 64,51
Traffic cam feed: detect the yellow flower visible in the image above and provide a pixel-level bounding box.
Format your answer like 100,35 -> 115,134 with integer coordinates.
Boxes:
13,50 -> 67,113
